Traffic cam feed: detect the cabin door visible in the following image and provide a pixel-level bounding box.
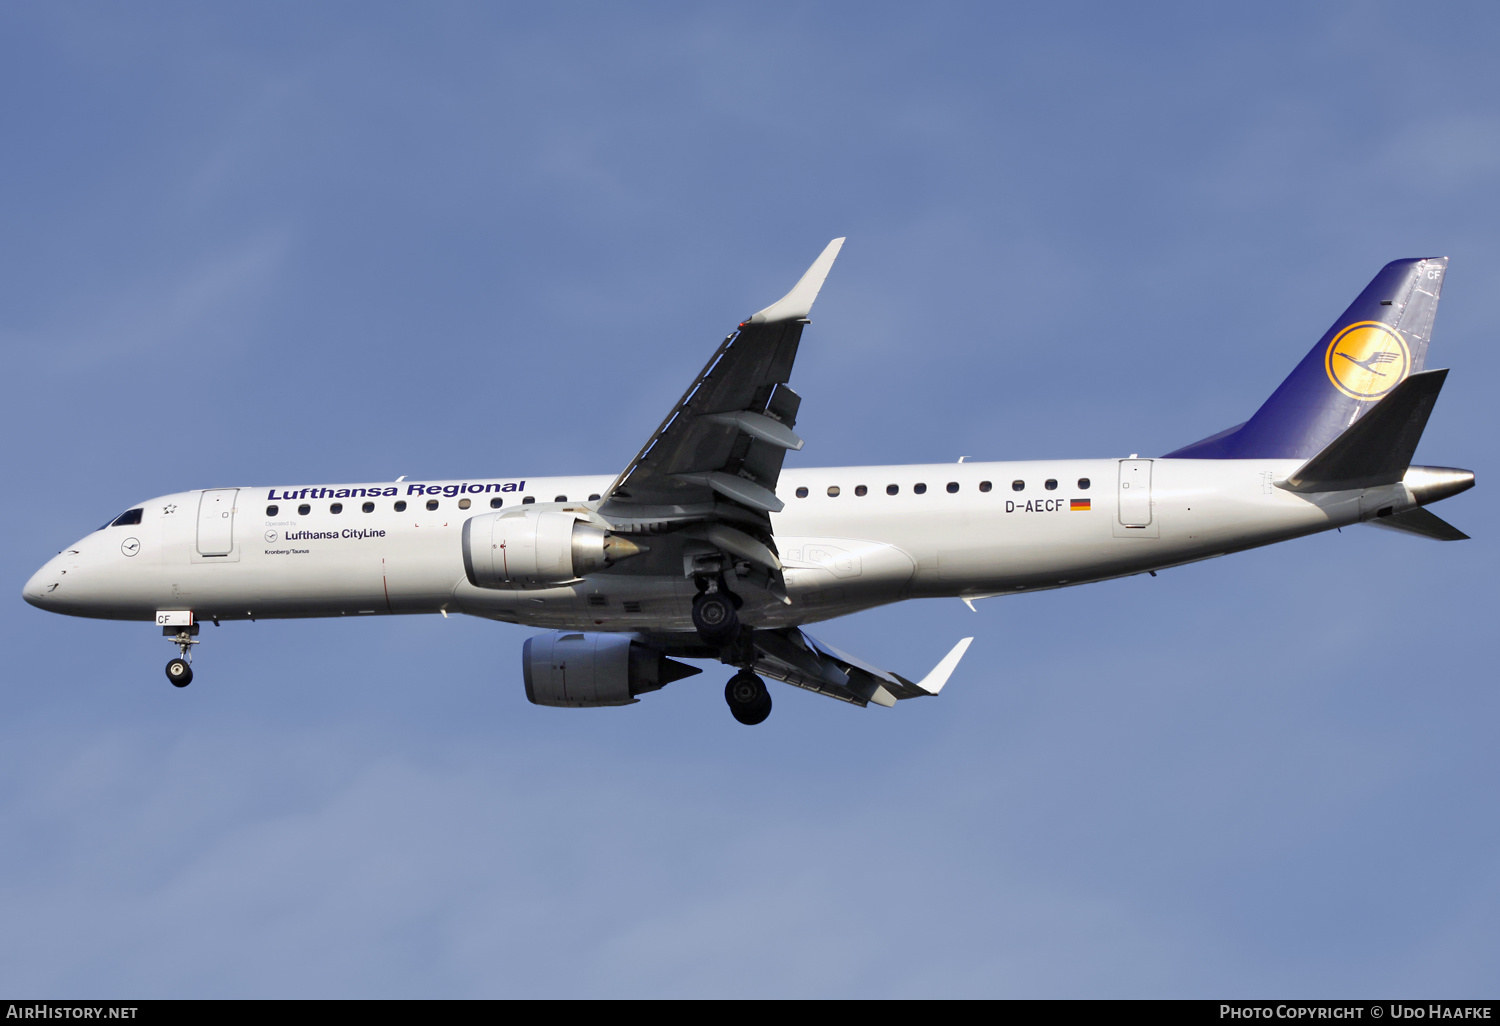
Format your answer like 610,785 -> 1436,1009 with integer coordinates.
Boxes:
197,489 -> 239,557
1114,460 -> 1157,538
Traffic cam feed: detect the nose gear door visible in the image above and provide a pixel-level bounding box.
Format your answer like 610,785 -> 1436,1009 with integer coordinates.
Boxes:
196,488 -> 239,557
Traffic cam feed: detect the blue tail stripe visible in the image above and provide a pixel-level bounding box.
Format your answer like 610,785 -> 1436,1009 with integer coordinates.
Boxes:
1164,257 -> 1447,460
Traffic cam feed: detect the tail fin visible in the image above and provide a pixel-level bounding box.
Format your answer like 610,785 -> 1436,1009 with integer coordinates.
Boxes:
1165,258 -> 1448,459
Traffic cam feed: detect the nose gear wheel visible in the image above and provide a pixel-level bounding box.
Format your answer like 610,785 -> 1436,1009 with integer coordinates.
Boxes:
162,623 -> 200,687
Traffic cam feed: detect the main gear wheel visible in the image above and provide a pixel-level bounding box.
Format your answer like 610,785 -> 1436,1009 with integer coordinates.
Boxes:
724,671 -> 771,725
692,590 -> 740,645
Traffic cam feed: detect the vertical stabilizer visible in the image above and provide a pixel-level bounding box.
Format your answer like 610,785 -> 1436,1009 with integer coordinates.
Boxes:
1166,258 -> 1447,459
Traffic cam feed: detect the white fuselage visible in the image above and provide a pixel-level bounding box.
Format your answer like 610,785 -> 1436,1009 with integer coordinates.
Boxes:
23,458 -> 1408,631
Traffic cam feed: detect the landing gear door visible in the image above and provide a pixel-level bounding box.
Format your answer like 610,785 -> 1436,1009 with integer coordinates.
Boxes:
195,488 -> 240,561
1113,460 -> 1158,538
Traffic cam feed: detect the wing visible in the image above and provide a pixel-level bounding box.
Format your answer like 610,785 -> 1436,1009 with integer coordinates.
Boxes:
597,239 -> 844,591
633,626 -> 973,708
750,628 -> 973,707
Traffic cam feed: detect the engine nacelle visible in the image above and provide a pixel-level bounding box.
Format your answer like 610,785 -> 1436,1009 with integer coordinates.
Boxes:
463,510 -> 644,589
522,632 -> 701,707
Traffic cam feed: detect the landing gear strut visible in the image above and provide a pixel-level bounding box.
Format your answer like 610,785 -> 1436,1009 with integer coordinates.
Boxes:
725,670 -> 772,725
164,623 -> 199,687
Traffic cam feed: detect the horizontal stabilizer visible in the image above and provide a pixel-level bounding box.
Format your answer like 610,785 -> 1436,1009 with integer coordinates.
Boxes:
1365,506 -> 1469,541
1282,369 -> 1447,492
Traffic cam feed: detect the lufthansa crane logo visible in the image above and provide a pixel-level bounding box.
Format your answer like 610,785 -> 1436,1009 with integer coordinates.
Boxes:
1325,321 -> 1411,401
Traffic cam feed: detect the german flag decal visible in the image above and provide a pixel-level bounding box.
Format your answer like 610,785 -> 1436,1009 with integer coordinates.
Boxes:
1070,498 -> 1091,511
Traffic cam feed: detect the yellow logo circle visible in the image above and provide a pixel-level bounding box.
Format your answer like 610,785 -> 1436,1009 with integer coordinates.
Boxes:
1324,321 -> 1410,400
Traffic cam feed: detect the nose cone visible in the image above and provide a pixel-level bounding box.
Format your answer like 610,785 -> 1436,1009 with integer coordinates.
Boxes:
22,558 -> 62,610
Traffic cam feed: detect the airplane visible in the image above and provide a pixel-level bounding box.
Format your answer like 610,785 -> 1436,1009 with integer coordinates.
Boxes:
22,240 -> 1475,725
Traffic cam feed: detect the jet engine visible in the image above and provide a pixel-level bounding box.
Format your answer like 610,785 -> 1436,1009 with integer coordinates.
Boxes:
522,632 -> 702,707
463,510 -> 645,589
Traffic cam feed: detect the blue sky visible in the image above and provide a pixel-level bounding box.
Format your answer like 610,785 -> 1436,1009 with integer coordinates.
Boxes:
2,2 -> 1496,997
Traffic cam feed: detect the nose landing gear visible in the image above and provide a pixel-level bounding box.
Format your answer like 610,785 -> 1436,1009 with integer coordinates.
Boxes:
163,623 -> 199,687
166,658 -> 193,687
725,670 -> 771,725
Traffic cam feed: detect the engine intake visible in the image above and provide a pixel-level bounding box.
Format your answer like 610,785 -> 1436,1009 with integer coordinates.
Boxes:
522,632 -> 701,707
463,510 -> 645,589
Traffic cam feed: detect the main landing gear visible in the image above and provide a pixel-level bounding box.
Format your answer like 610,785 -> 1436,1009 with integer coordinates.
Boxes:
692,580 -> 742,646
692,579 -> 769,724
164,623 -> 199,687
725,670 -> 771,726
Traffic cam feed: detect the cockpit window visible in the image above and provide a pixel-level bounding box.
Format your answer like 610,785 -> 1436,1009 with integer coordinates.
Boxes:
110,508 -> 144,527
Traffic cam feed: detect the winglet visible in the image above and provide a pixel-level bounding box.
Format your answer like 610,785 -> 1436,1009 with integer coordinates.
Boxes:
914,637 -> 973,696
747,238 -> 845,324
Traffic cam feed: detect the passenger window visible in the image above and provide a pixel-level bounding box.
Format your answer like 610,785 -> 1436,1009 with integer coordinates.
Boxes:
490,497 -> 503,509
914,483 -> 927,494
1045,479 -> 1058,491
978,481 -> 992,493
946,482 -> 959,493
1012,480 -> 1025,492
394,501 -> 407,512
330,503 -> 343,514
266,505 -> 279,517
555,495 -> 567,502
886,484 -> 899,495
1078,478 -> 1091,490
362,501 -> 374,513
458,498 -> 471,509
522,496 -> 536,505
827,486 -> 841,497
298,504 -> 311,516
855,485 -> 867,496
588,493 -> 600,501
796,487 -> 809,498
426,499 -> 439,511
111,509 -> 144,527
